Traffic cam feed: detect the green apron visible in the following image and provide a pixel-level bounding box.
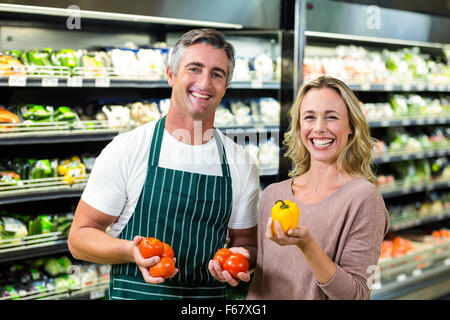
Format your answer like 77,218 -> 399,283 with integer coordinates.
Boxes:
109,116 -> 233,300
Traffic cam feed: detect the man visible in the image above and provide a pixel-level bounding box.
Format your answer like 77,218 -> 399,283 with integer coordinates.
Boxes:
68,28 -> 259,300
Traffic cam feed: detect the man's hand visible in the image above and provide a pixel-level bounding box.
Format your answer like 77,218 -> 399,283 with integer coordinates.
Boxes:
208,247 -> 251,287
133,236 -> 178,284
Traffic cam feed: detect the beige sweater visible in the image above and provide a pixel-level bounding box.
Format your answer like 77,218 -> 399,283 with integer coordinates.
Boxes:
247,177 -> 389,300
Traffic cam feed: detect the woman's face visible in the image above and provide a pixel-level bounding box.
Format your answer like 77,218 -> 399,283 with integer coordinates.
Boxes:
299,87 -> 353,164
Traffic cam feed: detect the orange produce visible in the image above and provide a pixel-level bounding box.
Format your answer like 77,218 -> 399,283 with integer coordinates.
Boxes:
271,200 -> 300,236
213,248 -> 232,266
139,237 -> 164,259
162,242 -> 174,258
149,256 -> 176,279
223,253 -> 249,279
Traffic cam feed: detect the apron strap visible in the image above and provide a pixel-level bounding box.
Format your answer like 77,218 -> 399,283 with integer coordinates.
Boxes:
148,116 -> 231,179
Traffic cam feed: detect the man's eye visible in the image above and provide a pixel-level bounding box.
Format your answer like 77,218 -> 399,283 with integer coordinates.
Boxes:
212,72 -> 224,79
189,67 -> 201,73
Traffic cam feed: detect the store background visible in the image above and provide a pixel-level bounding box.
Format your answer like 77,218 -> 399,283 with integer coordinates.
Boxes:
0,0 -> 449,300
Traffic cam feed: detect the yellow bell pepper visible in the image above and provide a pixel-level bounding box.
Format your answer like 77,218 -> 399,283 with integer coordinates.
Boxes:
271,200 -> 300,236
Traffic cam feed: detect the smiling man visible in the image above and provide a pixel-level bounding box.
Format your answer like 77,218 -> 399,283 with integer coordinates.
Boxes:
68,29 -> 259,300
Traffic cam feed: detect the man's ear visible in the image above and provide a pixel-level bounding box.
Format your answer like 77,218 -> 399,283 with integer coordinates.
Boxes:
167,65 -> 175,87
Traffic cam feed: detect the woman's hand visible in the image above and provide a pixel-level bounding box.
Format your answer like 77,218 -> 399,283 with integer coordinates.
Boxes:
208,247 -> 251,287
265,217 -> 313,250
133,236 -> 178,284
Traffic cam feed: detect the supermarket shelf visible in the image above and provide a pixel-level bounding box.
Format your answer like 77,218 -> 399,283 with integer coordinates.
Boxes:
1,279 -> 110,300
0,75 -> 280,90
390,210 -> 450,232
373,147 -> 450,164
371,260 -> 450,300
0,233 -> 68,263
0,129 -> 122,145
371,239 -> 450,300
348,82 -> 450,92
0,177 -> 87,205
50,280 -> 109,300
379,178 -> 450,199
368,116 -> 450,128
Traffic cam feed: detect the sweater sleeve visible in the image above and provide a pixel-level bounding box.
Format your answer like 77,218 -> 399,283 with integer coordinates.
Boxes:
317,186 -> 389,300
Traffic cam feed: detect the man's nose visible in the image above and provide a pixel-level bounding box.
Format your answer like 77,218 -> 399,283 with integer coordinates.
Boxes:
197,71 -> 212,88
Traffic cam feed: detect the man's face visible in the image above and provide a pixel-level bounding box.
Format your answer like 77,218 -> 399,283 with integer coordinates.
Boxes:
167,43 -> 229,121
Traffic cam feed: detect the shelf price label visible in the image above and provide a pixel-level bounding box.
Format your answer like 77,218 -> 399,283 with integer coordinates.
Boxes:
90,289 -> 106,300
68,76 -> 83,87
95,77 -> 110,87
8,76 -> 27,87
250,80 -> 263,89
384,83 -> 393,91
41,78 -> 59,87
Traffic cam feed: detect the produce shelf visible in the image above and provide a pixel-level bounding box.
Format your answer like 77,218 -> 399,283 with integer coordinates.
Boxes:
0,232 -> 68,263
0,177 -> 88,205
379,178 -> 450,199
371,240 -> 450,300
390,210 -> 450,232
0,120 -> 123,145
348,82 -> 450,92
368,115 -> 450,128
0,278 -> 110,300
0,74 -> 280,90
373,147 -> 450,164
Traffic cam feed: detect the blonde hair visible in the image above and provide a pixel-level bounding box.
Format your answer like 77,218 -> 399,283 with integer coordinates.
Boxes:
283,76 -> 378,186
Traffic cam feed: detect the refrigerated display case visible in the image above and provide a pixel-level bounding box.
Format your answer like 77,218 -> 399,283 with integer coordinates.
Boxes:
291,0 -> 450,300
0,1 -> 292,300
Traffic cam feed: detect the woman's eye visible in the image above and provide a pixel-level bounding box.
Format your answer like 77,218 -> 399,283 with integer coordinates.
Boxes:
304,115 -> 314,120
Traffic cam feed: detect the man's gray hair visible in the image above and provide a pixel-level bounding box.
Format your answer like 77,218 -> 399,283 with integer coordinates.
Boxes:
168,28 -> 235,85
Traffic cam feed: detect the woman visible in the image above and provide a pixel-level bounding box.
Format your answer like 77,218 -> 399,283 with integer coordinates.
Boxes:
247,76 -> 389,300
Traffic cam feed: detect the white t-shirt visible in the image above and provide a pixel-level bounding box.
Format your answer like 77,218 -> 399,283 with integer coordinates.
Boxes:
81,120 -> 260,238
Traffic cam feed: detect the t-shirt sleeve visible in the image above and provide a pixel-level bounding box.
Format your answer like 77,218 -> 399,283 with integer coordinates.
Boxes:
227,155 -> 260,230
81,136 -> 129,216
317,186 -> 389,300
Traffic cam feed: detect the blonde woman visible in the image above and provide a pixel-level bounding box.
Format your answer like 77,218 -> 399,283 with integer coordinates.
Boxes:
247,76 -> 389,300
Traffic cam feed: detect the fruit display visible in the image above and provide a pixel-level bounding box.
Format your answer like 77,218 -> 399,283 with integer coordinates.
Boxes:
271,200 -> 300,235
138,237 -> 176,279
304,45 -> 449,85
0,255 -> 110,299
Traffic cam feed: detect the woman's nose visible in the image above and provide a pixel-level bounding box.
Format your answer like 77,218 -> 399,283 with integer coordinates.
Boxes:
313,117 -> 327,133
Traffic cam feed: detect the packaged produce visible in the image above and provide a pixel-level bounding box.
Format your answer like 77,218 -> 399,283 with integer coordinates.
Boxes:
0,54 -> 26,76
102,105 -> 131,128
53,106 -> 79,122
252,53 -> 274,81
129,101 -> 161,127
57,156 -> 86,184
214,104 -> 234,126
0,216 -> 28,241
19,104 -> 54,122
44,256 -> 72,277
230,100 -> 252,125
259,98 -> 280,124
233,57 -> 251,81
136,48 -> 166,78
